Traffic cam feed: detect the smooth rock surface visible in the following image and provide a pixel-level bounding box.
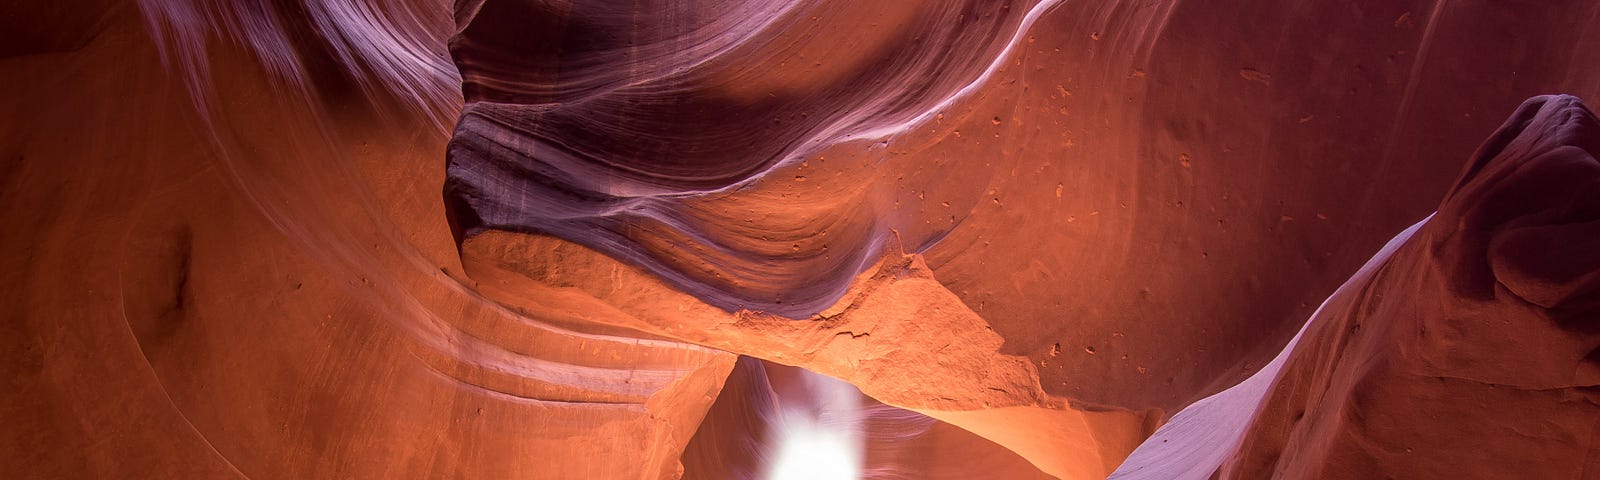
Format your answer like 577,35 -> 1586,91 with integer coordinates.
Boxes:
6,0 -> 1600,478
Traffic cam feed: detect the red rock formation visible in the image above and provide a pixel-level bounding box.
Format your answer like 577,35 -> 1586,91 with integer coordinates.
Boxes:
1114,94 -> 1600,479
1236,95 -> 1600,479
2,5 -> 730,479
6,0 -> 1600,479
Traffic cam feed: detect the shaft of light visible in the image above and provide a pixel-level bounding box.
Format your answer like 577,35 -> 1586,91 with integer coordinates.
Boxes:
765,372 -> 863,480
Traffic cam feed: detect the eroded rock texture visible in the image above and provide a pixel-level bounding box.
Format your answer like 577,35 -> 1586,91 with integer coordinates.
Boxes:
446,0 -> 1600,478
5,0 -> 1600,479
1114,94 -> 1600,479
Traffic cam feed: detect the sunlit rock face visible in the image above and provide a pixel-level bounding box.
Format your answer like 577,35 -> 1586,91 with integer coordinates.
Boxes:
5,0 -> 1600,479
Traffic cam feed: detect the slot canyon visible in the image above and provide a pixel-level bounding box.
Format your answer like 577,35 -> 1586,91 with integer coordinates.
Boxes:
5,0 -> 1600,478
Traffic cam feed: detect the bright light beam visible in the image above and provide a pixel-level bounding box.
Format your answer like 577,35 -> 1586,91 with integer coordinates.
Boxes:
765,372 -> 864,480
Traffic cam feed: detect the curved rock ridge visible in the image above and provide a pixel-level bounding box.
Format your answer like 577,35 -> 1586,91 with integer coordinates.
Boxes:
445,0 -> 1060,316
1113,95 -> 1600,479
11,0 -> 1600,479
458,229 -> 1153,479
3,9 -> 733,480
447,0 -> 1600,420
1108,215 -> 1434,480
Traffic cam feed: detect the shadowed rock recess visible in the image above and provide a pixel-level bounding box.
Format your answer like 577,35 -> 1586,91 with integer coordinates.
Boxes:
4,0 -> 1600,479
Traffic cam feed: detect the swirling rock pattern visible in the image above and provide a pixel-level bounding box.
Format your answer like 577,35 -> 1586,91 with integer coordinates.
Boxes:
3,4 -> 732,479
6,0 -> 1600,478
449,0 -> 1600,476
447,0 -> 1600,415
445,0 -> 1048,316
